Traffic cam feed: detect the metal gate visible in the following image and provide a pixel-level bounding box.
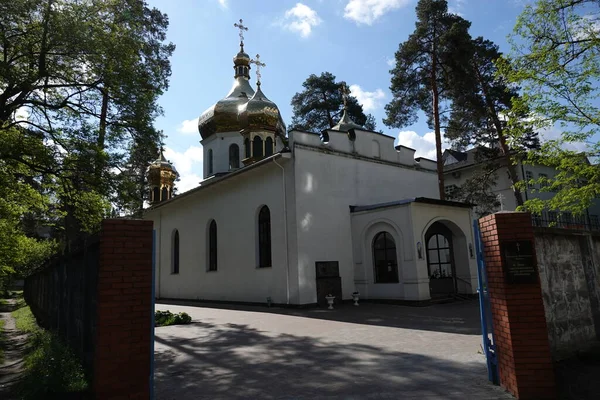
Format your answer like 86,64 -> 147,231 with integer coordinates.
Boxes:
473,220 -> 499,385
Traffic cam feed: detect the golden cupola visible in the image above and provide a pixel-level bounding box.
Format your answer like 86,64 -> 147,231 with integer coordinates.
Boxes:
197,42 -> 256,139
147,149 -> 178,205
238,54 -> 285,165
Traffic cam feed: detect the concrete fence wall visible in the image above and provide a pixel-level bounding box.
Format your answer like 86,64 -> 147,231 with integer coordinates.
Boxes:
534,228 -> 600,360
25,219 -> 154,400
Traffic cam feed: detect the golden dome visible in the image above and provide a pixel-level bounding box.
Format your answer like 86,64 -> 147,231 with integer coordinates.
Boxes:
238,83 -> 285,134
148,150 -> 178,176
198,45 -> 256,139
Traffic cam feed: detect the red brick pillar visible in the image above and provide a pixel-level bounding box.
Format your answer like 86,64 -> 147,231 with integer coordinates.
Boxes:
94,219 -> 154,400
479,212 -> 555,399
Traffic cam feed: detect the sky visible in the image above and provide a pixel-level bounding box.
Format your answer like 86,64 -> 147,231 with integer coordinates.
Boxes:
146,0 -> 532,192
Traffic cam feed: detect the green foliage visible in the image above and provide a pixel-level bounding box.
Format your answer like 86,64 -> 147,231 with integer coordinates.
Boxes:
13,306 -> 87,399
290,72 -> 377,132
155,310 -> 192,327
0,0 -> 174,246
444,37 -> 540,208
385,0 -> 472,199
498,0 -> 600,214
12,304 -> 38,334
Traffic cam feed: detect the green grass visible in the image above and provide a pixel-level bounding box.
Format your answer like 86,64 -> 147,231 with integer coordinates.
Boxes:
12,305 -> 89,399
12,305 -> 38,334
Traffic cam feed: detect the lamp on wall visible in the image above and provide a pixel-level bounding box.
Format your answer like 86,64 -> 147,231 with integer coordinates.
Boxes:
469,243 -> 474,258
417,241 -> 423,259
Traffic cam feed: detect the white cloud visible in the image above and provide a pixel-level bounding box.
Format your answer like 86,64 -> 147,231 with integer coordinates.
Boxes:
397,130 -> 448,160
177,118 -> 198,135
281,3 -> 322,38
163,145 -> 203,193
448,0 -> 466,16
344,0 -> 411,25
217,0 -> 228,9
349,84 -> 386,112
386,57 -> 395,67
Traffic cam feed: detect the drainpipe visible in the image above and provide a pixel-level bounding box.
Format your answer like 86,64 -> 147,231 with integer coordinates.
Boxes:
157,209 -> 162,299
273,154 -> 291,305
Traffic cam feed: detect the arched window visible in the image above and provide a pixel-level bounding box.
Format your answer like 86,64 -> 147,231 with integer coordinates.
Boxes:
265,137 -> 274,157
172,229 -> 180,274
373,232 -> 398,283
244,138 -> 250,158
372,140 -> 381,158
258,206 -> 272,268
229,144 -> 240,170
208,149 -> 213,175
208,220 -> 217,271
161,186 -> 168,201
253,136 -> 264,158
152,187 -> 159,202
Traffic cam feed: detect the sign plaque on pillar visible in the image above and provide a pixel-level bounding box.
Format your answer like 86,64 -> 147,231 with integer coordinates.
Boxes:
501,240 -> 537,284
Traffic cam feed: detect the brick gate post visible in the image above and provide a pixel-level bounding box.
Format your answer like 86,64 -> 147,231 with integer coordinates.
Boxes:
478,212 -> 556,399
94,219 -> 154,400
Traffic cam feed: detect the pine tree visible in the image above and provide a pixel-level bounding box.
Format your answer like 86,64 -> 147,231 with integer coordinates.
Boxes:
445,37 -> 540,208
291,72 -> 377,132
384,0 -> 471,200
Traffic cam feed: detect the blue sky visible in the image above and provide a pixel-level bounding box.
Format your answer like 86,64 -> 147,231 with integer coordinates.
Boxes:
147,0 -> 531,192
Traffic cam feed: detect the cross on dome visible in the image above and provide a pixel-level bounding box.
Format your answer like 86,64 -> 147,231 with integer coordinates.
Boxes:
234,19 -> 248,45
340,81 -> 350,110
250,54 -> 266,85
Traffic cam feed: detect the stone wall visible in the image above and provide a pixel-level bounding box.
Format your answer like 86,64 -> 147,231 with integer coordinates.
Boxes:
534,228 -> 600,360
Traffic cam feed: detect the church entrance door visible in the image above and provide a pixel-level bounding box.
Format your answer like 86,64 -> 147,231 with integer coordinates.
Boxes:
425,222 -> 456,297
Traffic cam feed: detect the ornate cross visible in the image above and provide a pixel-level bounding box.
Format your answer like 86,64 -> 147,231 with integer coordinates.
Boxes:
250,54 -> 266,85
340,81 -> 350,109
234,19 -> 248,44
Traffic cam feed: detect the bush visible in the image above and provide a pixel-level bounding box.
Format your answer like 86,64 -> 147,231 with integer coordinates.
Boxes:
155,310 -> 192,327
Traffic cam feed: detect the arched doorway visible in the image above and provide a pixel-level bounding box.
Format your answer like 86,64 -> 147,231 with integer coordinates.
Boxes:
425,222 -> 456,297
373,231 -> 399,283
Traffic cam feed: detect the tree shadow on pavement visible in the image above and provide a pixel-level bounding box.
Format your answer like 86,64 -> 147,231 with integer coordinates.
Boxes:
157,300 -> 483,336
153,320 -> 509,400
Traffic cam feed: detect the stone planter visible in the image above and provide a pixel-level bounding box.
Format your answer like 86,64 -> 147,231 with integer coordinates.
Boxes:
325,295 -> 335,309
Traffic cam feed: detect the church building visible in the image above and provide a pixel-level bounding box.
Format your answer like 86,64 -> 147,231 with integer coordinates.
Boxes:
144,23 -> 479,306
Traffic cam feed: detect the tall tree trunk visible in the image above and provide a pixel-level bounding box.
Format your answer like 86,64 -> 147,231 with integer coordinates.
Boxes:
95,87 -> 109,183
431,45 -> 445,200
474,64 -> 524,206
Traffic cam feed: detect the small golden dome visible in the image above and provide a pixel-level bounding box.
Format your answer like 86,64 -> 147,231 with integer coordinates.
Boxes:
238,83 -> 285,134
148,150 -> 178,176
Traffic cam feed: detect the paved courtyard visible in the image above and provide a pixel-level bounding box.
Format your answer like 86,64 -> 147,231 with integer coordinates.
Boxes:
154,300 -> 513,400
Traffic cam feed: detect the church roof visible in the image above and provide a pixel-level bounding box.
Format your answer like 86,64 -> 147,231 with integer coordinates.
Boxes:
349,197 -> 473,213
330,109 -> 363,132
145,152 -> 285,211
148,149 -> 178,176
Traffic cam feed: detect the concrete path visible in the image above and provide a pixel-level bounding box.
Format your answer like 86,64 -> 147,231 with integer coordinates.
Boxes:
154,300 -> 513,400
0,299 -> 28,398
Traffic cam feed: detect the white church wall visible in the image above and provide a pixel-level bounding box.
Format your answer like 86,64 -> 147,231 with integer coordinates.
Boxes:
396,145 -> 417,166
201,131 -> 245,178
410,203 -> 478,295
292,145 -> 439,304
350,207 -> 416,300
145,160 -> 294,304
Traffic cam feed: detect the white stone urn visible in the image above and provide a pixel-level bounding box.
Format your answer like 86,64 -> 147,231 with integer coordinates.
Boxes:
352,291 -> 360,306
325,294 -> 335,309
